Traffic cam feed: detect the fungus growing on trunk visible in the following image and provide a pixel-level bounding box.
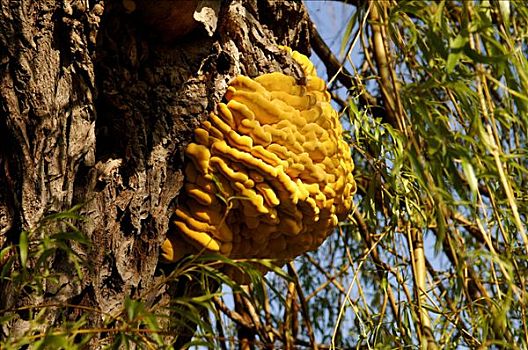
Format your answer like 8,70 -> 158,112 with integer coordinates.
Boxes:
162,48 -> 356,265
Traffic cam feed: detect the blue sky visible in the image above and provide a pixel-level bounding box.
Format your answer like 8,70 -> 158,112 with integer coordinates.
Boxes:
305,1 -> 357,74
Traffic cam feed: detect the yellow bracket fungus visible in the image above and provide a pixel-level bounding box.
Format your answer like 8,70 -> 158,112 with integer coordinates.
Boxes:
162,48 -> 356,265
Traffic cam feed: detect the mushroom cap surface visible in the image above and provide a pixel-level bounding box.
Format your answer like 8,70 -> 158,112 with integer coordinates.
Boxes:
163,48 -> 356,264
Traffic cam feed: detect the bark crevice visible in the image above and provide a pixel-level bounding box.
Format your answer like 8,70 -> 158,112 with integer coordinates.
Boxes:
0,0 -> 312,343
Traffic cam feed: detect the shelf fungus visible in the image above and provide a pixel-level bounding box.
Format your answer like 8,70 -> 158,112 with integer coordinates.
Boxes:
162,48 -> 356,266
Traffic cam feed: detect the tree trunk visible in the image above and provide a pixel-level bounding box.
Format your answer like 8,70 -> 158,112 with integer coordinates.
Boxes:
0,0 -> 311,345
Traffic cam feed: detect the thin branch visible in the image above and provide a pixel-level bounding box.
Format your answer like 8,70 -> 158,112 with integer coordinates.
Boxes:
234,292 -> 257,350
308,19 -> 388,123
304,253 -> 348,296
352,210 -> 402,332
213,296 -> 254,330
407,227 -> 438,349
283,280 -> 296,350
288,263 -> 319,350
367,0 -> 400,129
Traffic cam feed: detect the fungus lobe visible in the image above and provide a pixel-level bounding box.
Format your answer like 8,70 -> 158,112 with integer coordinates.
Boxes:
162,48 -> 356,265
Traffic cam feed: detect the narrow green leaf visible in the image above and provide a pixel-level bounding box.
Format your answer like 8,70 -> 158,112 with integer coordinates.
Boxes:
19,231 -> 28,268
461,158 -> 478,198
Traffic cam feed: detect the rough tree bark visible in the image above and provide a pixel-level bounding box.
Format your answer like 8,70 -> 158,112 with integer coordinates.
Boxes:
0,0 -> 311,345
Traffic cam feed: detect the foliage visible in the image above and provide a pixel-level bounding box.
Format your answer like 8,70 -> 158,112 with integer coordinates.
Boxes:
0,206 -> 290,349
0,206 -> 92,349
312,0 -> 528,348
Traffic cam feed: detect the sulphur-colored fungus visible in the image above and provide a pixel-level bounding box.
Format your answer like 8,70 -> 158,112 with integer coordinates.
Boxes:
162,48 -> 356,263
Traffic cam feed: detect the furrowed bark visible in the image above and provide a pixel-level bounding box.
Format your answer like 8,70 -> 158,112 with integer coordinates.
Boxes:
0,0 -> 312,345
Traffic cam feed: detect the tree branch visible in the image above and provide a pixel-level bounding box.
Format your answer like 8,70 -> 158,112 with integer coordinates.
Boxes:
288,263 -> 319,350
308,19 -> 388,123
